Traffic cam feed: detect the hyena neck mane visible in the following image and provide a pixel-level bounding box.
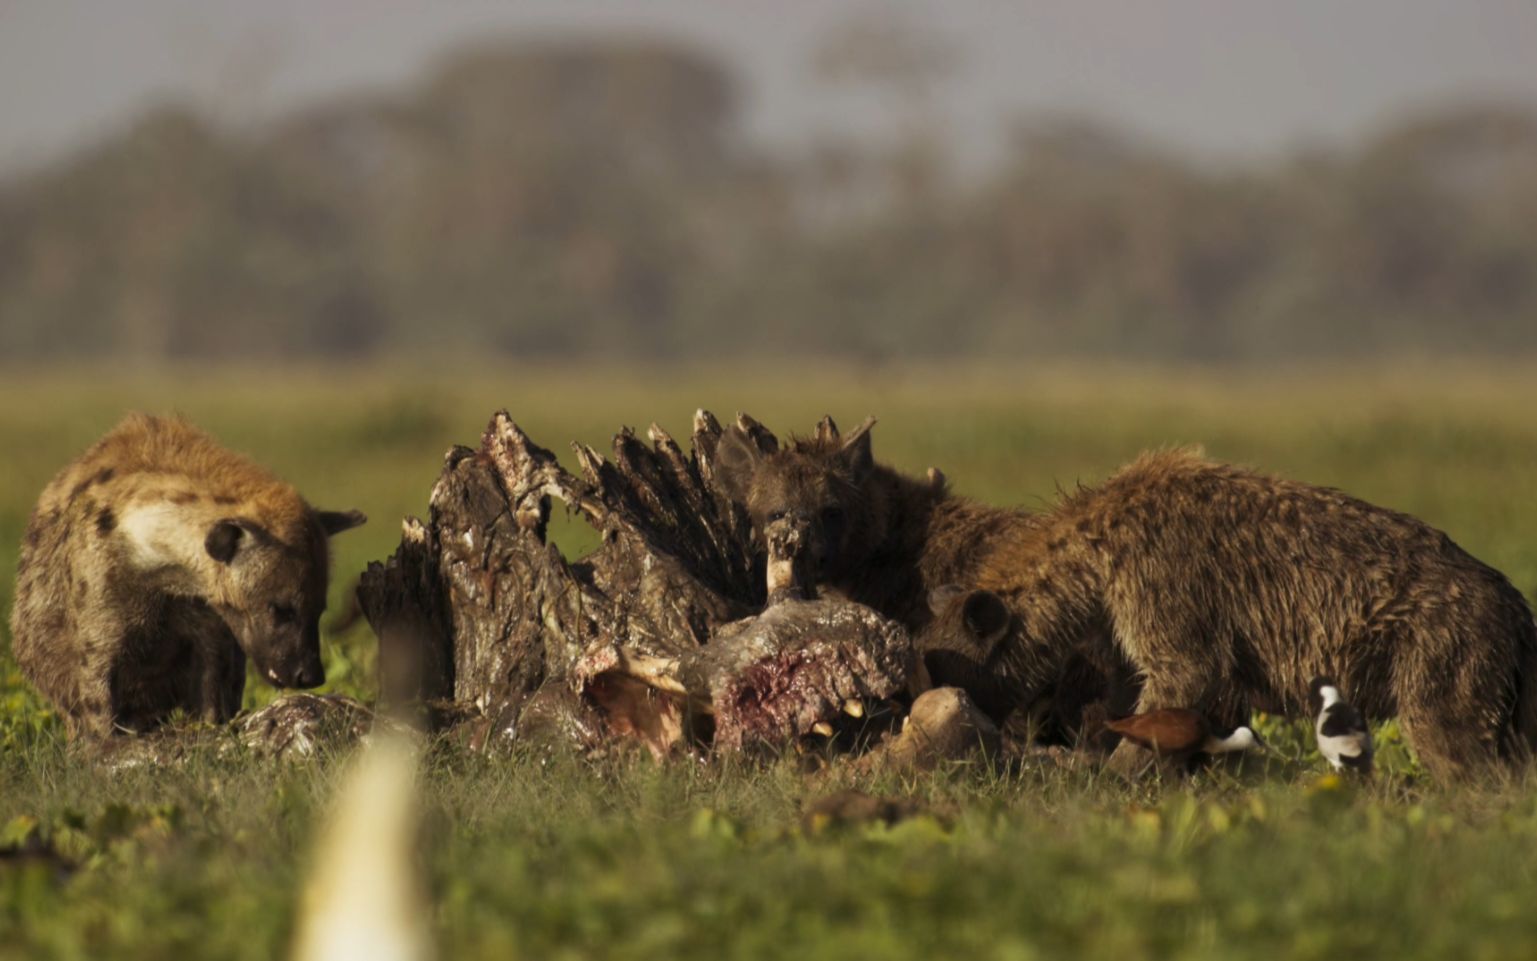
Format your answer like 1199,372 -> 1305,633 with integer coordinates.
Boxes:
917,488 -> 1118,718
715,415 -> 1061,628
836,461 -> 1047,629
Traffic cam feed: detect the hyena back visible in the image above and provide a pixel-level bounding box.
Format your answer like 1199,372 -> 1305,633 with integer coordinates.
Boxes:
10,413 -> 365,737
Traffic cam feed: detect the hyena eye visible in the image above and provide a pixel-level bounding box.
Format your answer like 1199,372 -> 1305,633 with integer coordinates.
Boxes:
270,603 -> 299,626
767,510 -> 788,524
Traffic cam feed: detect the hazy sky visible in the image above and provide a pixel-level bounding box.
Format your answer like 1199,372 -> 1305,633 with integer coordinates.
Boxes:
2,1 -> 1535,173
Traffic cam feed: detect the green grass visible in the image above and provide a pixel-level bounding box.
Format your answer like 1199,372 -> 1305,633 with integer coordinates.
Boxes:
5,361 -> 1537,960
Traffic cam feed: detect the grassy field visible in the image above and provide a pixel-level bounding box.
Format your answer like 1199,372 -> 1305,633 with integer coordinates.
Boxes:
4,362 -> 1537,960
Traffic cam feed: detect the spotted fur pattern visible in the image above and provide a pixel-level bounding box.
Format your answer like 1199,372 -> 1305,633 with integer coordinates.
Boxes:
10,413 -> 364,737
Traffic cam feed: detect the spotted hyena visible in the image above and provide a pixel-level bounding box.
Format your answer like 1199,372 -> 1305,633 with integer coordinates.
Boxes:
913,449 -> 1537,779
10,413 -> 365,737
712,416 -> 1131,744
716,422 -> 1537,777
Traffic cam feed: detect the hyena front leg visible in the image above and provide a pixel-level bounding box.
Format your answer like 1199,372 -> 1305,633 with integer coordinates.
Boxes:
68,673 -> 118,739
193,627 -> 246,724
163,600 -> 248,724
1099,601 -> 1220,776
61,626 -> 126,739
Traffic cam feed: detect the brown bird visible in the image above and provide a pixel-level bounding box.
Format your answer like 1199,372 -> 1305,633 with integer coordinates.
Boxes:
1104,709 -> 1263,766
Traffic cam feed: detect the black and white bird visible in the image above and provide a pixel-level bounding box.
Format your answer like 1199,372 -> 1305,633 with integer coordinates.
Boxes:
1309,677 -> 1374,774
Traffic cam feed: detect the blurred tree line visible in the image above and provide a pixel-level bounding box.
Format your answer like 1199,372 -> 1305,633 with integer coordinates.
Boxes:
1,38 -> 1535,364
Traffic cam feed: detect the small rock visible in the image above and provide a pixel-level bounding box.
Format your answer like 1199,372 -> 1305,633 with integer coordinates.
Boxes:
801,789 -> 922,834
856,687 -> 1001,772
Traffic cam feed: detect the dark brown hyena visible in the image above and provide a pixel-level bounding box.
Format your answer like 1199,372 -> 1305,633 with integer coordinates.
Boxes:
715,423 -> 1537,778
914,449 -> 1537,779
715,417 -> 1008,629
10,413 -> 366,738
713,417 -> 1130,744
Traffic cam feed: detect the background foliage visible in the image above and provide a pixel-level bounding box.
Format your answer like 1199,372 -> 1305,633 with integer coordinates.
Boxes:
2,40 -> 1536,365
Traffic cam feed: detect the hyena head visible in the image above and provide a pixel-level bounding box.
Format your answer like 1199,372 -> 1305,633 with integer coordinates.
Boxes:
917,586 -> 1039,721
714,417 -> 878,601
203,508 -> 366,689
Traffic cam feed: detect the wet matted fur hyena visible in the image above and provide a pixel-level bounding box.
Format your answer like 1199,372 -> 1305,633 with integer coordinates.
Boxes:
714,416 -> 1130,744
716,423 -> 1537,778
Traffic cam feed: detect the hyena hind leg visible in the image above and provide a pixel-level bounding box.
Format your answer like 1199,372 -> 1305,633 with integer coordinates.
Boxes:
1394,680 -> 1507,781
1389,614 -> 1523,780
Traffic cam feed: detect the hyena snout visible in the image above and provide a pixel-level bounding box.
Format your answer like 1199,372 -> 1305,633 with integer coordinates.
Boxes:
265,641 -> 325,690
238,617 -> 326,690
764,512 -> 824,602
284,648 -> 326,690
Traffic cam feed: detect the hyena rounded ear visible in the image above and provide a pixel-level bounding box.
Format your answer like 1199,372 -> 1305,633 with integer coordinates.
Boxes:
835,416 -> 876,482
962,590 -> 1011,649
712,426 -> 762,503
205,520 -> 247,564
316,509 -> 367,537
